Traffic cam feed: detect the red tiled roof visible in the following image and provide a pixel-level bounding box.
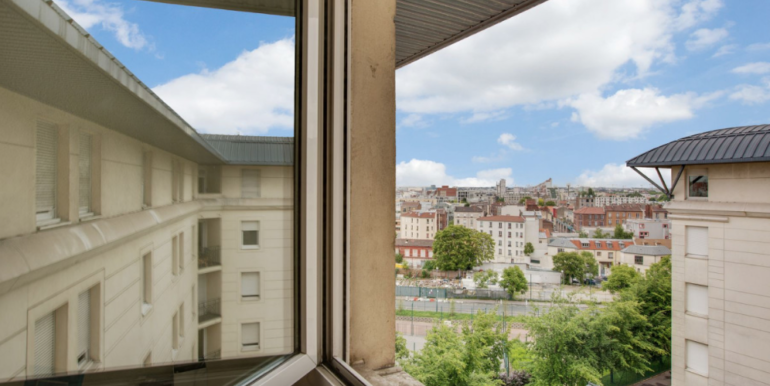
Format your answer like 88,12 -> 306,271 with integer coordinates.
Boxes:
540,228 -> 552,238
435,186 -> 457,196
396,239 -> 434,247
478,215 -> 525,222
569,239 -> 634,251
574,207 -> 605,215
402,212 -> 436,219
605,204 -> 644,212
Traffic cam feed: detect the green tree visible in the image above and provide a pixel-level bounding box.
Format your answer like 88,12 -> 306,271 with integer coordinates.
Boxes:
473,270 -> 499,289
537,198 -> 545,206
612,223 -> 634,239
581,251 -> 599,279
552,251 -> 597,284
507,339 -> 534,371
544,200 -> 556,206
620,256 -> 672,360
396,332 -> 409,363
523,242 -> 534,257
499,266 -> 528,299
578,230 -> 588,238
603,264 -> 641,293
396,252 -> 404,264
423,260 -> 437,271
433,225 -> 495,275
592,228 -> 608,239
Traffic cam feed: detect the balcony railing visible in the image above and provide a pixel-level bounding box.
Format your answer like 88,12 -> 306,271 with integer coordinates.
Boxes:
198,298 -> 221,325
199,349 -> 221,362
198,246 -> 221,269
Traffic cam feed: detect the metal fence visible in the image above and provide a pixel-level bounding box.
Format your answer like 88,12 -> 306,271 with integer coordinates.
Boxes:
396,285 -> 615,303
198,246 -> 221,268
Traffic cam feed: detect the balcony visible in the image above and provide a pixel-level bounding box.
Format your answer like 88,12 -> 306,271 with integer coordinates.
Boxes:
198,246 -> 221,269
198,298 -> 221,326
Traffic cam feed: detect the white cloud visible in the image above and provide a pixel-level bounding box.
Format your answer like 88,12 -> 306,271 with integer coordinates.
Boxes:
153,38 -> 295,135
396,0 -> 722,116
398,114 -> 430,129
497,133 -> 524,151
53,0 -> 149,50
575,163 -> 672,188
565,88 -> 719,140
732,62 -> 770,75
712,44 -> 737,57
747,42 -> 770,51
461,111 -> 508,124
686,28 -> 728,51
729,80 -> 770,105
396,159 -> 512,187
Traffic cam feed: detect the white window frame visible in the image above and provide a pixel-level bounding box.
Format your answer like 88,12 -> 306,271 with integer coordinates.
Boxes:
240,271 -> 261,301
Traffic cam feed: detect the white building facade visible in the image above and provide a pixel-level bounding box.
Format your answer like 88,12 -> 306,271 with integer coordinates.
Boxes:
399,212 -> 438,240
476,215 -> 526,263
624,218 -> 672,240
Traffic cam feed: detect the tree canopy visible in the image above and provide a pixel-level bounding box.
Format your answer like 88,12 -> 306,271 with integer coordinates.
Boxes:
473,270 -> 499,289
612,224 -> 634,239
603,264 -> 641,293
578,230 -> 588,238
499,266 -> 528,299
544,200 -> 556,206
523,242 -> 534,256
433,225 -> 495,272
552,251 -> 598,284
592,228 -> 609,239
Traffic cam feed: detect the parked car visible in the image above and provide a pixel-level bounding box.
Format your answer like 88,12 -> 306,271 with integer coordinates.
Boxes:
583,278 -> 597,286
571,278 -> 580,285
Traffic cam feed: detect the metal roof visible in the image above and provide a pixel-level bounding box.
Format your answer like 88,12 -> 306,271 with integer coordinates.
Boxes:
547,238 -> 576,248
201,134 -> 294,165
396,0 -> 547,68
621,245 -> 671,256
627,125 -> 770,168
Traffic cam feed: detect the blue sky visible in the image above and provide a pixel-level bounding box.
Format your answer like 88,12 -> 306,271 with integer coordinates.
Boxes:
53,0 -> 770,188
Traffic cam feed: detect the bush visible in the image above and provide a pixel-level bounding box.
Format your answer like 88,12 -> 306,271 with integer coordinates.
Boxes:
498,370 -> 532,386
421,269 -> 430,279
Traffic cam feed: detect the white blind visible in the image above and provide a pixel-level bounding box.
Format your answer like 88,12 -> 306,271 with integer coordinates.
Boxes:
78,290 -> 91,364
34,312 -> 55,376
36,121 -> 58,221
686,284 -> 709,316
241,272 -> 260,297
79,133 -> 92,215
686,227 -> 709,257
241,322 -> 260,347
242,169 -> 261,198
686,340 -> 709,376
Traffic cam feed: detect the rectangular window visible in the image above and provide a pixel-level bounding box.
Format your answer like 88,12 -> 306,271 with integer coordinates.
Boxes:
241,323 -> 260,351
34,311 -> 56,376
689,175 -> 708,198
78,290 -> 91,367
172,312 -> 179,350
172,235 -> 179,276
78,133 -> 93,217
241,272 -> 261,299
686,226 -> 709,257
686,283 -> 709,316
36,121 -> 58,224
179,304 -> 185,339
686,340 -> 709,376
635,255 -> 644,265
242,169 -> 261,198
142,252 -> 152,314
242,221 -> 260,249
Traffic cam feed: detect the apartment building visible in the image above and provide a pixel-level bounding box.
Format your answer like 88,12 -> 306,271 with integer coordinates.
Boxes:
619,245 -> 671,274
399,212 -> 439,240
573,207 -> 606,231
575,195 -> 596,209
454,206 -> 483,229
399,201 -> 420,213
605,204 -> 645,226
624,218 -> 672,239
628,124 -> 770,386
547,238 -> 634,277
476,215 -> 527,263
395,239 -> 434,268
593,195 -> 651,206
430,185 -> 457,203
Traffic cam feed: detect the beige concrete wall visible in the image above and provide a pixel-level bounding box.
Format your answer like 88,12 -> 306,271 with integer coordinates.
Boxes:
668,162 -> 770,385
0,86 -> 197,241
349,0 -> 397,370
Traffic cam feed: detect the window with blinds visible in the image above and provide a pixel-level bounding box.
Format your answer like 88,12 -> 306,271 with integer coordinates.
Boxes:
241,272 -> 260,299
34,312 -> 56,376
36,121 -> 58,224
78,290 -> 91,367
242,221 -> 259,248
79,133 -> 93,216
242,169 -> 261,198
241,322 -> 260,351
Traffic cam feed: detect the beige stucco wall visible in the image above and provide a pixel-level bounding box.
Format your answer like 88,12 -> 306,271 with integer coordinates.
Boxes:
668,162 -> 770,385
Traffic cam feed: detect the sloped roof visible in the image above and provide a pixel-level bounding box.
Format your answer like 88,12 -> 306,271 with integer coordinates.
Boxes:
627,124 -> 770,167
574,207 -> 605,215
478,215 -> 525,222
621,245 -> 671,256
201,134 -> 293,165
548,238 -> 576,248
572,239 -> 633,251
455,206 -> 483,213
396,239 -> 434,248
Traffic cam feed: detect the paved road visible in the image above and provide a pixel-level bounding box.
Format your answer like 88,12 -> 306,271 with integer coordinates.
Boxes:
396,298 -> 587,317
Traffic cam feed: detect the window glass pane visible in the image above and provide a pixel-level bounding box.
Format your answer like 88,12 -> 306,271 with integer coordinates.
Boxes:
0,0 -> 297,382
689,175 -> 708,198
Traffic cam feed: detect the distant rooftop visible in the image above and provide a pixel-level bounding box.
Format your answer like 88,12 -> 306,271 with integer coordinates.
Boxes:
621,245 -> 671,256
201,134 -> 293,166
627,124 -> 770,167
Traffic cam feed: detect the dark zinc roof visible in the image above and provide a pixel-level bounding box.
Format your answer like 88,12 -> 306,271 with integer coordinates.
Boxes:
201,134 -> 293,166
627,125 -> 770,167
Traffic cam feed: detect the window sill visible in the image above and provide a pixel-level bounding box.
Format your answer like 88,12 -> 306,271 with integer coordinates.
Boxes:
685,368 -> 708,379
242,246 -> 261,250
38,219 -> 71,231
685,254 -> 708,260
686,311 -> 709,319
79,214 -> 101,223
242,345 -> 261,352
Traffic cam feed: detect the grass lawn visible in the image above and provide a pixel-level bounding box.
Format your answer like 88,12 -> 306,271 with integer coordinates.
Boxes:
396,309 -> 529,324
